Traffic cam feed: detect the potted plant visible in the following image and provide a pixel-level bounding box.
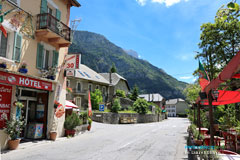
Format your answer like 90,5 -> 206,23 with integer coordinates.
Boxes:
4,114 -> 25,150
46,67 -> 57,80
18,61 -> 28,74
0,61 -> 7,69
193,131 -> 204,146
87,117 -> 92,131
64,112 -> 81,137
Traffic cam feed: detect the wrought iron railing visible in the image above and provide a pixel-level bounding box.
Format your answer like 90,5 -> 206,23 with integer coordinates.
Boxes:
36,13 -> 71,42
72,89 -> 87,94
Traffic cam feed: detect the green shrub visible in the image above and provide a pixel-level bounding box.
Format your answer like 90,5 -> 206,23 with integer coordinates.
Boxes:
116,90 -> 126,98
111,98 -> 121,113
80,111 -> 88,124
133,98 -> 149,114
91,89 -> 103,110
64,113 -> 81,130
129,85 -> 139,101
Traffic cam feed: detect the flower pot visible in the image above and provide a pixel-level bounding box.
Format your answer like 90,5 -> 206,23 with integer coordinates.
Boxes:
18,68 -> 28,74
47,75 -> 56,80
0,63 -> 7,69
8,139 -> 20,150
194,139 -> 203,146
50,132 -> 57,141
87,125 -> 91,131
65,129 -> 76,137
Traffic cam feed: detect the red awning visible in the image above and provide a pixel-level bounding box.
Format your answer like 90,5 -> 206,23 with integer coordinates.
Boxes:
65,100 -> 78,109
200,90 -> 240,106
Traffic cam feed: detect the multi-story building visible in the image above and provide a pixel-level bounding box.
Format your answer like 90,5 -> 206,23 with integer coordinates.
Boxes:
166,98 -> 189,117
66,64 -> 110,110
0,0 -> 80,149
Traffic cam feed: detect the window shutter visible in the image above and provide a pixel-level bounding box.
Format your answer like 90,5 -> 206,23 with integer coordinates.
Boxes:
12,32 -> 22,62
56,9 -> 61,20
52,50 -> 59,68
36,43 -> 44,69
40,0 -> 48,14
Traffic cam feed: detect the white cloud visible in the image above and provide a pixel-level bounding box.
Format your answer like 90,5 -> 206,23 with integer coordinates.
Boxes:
136,0 -> 147,6
179,76 -> 192,80
177,54 -> 194,61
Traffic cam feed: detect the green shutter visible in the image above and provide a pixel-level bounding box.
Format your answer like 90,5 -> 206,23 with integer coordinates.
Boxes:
52,50 -> 59,68
12,32 -> 22,62
40,0 -> 48,13
56,9 -> 61,20
36,43 -> 44,69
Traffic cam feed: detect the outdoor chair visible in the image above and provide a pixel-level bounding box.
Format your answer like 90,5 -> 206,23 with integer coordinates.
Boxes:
222,131 -> 235,150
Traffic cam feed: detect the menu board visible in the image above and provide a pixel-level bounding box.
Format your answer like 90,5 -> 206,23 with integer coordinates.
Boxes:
0,84 -> 12,128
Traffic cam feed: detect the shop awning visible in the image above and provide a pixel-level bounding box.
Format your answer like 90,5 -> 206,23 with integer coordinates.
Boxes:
200,90 -> 240,106
65,100 -> 78,109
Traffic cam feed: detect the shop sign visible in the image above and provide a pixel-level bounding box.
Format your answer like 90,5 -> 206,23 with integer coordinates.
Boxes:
0,71 -> 52,91
0,84 -> 12,129
66,70 -> 75,77
65,55 -> 81,69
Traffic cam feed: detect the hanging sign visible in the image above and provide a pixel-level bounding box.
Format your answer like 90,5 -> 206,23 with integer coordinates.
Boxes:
65,54 -> 81,69
0,84 -> 12,128
0,71 -> 53,91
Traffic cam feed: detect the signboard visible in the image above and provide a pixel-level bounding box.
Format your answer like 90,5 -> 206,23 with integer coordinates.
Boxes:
65,55 -> 81,69
0,84 -> 12,128
0,71 -> 53,91
66,70 -> 75,77
99,103 -> 105,111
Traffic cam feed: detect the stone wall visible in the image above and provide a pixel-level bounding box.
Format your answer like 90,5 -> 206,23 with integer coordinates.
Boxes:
92,112 -> 166,124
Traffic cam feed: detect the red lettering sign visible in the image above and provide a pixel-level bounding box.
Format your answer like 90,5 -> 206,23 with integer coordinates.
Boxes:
0,71 -> 53,91
0,84 -> 12,128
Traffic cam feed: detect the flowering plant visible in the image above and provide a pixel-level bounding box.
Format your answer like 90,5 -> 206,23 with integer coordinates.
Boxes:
4,114 -> 25,140
13,101 -> 24,109
66,87 -> 72,93
20,61 -> 27,69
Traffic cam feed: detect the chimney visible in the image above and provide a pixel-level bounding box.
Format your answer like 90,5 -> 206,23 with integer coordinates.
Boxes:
109,72 -> 112,84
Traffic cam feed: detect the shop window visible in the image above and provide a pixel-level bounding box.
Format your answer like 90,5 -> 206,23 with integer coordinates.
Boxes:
21,90 -> 37,97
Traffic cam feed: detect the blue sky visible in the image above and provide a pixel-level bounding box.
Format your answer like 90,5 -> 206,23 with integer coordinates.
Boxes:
70,0 -> 230,83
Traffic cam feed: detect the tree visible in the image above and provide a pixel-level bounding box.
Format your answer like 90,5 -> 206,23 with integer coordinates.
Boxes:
91,89 -> 103,110
116,89 -> 126,98
183,83 -> 201,104
130,85 -> 139,101
133,98 -> 149,114
111,98 -> 121,113
195,2 -> 240,80
110,63 -> 117,73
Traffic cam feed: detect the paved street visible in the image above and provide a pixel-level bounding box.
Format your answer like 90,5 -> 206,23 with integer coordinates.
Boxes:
1,118 -> 190,160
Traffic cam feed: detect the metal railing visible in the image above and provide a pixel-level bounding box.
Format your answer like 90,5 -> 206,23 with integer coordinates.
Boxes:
36,13 -> 71,42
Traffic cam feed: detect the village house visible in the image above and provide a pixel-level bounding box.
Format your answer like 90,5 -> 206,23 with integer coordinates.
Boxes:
139,93 -> 164,107
165,98 -> 189,117
99,73 -> 130,100
66,64 -> 109,110
0,0 -> 80,149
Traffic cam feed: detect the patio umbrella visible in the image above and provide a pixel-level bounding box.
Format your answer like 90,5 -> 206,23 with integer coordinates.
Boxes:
65,100 -> 78,109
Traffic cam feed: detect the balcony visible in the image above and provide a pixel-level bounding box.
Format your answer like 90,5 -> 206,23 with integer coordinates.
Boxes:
72,89 -> 87,96
36,13 -> 71,49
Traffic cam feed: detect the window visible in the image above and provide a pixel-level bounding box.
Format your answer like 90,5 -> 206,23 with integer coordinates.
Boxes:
76,82 -> 81,92
88,84 -> 92,92
75,97 -> 81,107
66,80 -> 70,88
36,43 -> 58,70
102,86 -> 106,95
96,85 -> 99,90
0,31 -> 21,61
0,32 -> 8,58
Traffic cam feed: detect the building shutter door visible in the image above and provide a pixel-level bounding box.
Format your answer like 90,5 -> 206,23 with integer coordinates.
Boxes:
55,9 -> 61,34
12,32 -> 22,62
40,0 -> 48,13
52,50 -> 59,68
36,43 -> 44,69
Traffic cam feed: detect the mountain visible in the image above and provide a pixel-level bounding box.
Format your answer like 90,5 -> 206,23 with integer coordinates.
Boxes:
124,49 -> 139,58
69,31 -> 188,99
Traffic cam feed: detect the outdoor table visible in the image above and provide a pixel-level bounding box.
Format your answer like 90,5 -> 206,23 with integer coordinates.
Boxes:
196,128 -> 208,136
204,135 -> 223,146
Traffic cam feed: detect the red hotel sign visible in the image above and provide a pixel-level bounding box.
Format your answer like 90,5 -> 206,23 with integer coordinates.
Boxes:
0,71 -> 53,91
0,84 -> 12,128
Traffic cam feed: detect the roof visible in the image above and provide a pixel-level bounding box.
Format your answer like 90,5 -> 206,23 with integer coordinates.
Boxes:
69,0 -> 81,7
139,94 -> 164,102
166,98 -> 185,105
99,73 -> 130,90
73,64 -> 109,85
